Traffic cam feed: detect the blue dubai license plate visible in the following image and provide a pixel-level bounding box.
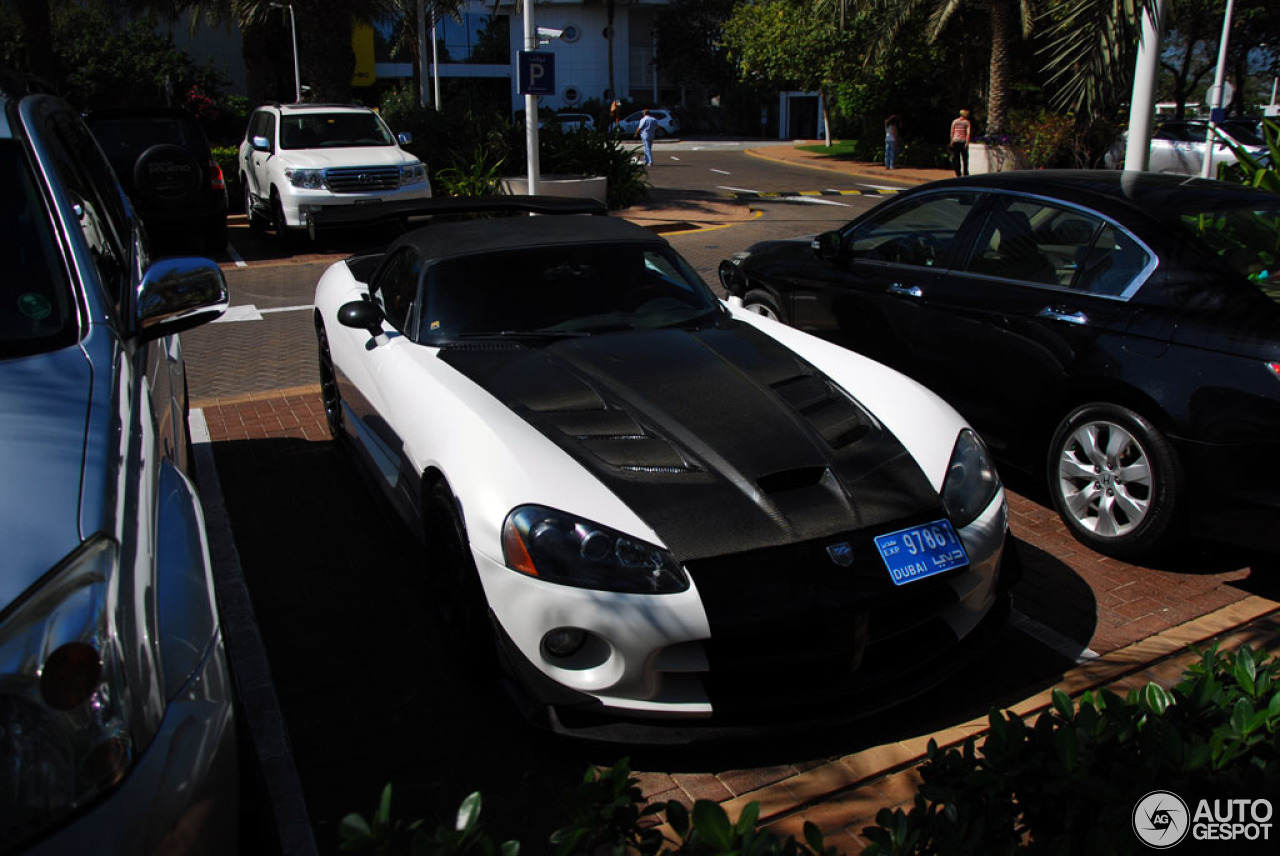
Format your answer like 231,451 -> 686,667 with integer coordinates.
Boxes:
874,519 -> 968,586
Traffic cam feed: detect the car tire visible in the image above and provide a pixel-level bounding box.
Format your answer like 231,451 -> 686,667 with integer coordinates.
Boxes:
741,289 -> 785,322
244,182 -> 267,232
426,481 -> 497,674
133,144 -> 201,207
1048,403 -> 1183,559
271,193 -> 294,245
315,316 -> 343,440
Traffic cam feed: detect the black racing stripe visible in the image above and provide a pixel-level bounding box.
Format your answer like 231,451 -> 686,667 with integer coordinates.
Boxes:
439,320 -> 944,561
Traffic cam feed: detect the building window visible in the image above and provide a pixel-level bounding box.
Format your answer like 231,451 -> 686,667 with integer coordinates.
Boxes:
441,14 -> 510,64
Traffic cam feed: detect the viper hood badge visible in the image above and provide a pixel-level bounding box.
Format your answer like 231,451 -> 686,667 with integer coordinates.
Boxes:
826,542 -> 855,567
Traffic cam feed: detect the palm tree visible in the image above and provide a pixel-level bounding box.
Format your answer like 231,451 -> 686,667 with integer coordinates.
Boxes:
1036,0 -> 1157,119
828,0 -> 1039,135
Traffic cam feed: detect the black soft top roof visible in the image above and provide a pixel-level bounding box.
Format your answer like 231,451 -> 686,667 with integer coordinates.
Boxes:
388,209 -> 666,262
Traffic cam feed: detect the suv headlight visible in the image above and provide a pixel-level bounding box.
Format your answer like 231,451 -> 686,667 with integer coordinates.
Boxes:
502,506 -> 688,594
0,537 -> 158,850
284,167 -> 326,189
941,429 -> 1001,529
399,162 -> 428,186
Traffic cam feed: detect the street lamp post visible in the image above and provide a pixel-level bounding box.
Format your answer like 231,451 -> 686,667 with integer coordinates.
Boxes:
270,2 -> 302,103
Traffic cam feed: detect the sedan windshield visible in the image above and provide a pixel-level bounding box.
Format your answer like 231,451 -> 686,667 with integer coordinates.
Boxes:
421,243 -> 720,343
1178,203 -> 1280,304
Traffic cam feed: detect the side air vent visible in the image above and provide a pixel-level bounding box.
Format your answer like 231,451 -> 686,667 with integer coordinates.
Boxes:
771,374 -> 874,450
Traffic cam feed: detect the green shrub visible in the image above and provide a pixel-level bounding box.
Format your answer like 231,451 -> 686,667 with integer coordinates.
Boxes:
861,643 -> 1280,854
339,758 -> 834,856
1217,118 -> 1280,192
211,145 -> 241,210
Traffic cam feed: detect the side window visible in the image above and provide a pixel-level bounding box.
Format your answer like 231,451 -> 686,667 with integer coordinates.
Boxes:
41,109 -> 134,314
964,197 -> 1091,287
372,248 -> 421,336
1075,225 -> 1151,297
848,192 -> 978,268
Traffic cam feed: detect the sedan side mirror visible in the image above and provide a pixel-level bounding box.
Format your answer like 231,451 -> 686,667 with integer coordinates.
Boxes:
812,230 -> 843,261
338,299 -> 385,337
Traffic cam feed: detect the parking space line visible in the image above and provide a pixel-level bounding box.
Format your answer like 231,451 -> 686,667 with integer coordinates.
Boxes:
226,242 -> 248,268
1011,609 -> 1099,663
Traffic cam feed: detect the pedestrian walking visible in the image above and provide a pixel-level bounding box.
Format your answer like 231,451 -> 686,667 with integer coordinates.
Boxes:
635,108 -> 659,166
884,114 -> 901,170
949,109 -> 972,177
609,98 -> 621,131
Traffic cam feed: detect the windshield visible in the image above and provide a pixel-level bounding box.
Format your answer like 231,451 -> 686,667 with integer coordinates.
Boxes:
1219,120 -> 1265,147
1178,203 -> 1280,304
87,116 -> 203,161
1,141 -> 78,358
279,112 -> 394,149
421,243 -> 721,343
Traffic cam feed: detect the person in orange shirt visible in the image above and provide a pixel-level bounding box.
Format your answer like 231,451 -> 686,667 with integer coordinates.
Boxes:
949,109 -> 972,177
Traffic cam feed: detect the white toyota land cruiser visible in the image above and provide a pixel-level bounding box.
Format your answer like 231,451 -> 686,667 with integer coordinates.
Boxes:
239,102 -> 430,239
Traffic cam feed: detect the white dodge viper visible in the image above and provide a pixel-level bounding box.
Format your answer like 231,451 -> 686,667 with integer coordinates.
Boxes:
312,202 -> 1016,740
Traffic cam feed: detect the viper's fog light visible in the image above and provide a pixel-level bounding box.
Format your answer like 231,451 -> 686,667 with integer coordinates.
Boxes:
543,627 -> 588,658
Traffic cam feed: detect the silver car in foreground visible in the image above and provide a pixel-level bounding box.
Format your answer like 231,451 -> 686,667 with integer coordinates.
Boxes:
1,81 -> 237,852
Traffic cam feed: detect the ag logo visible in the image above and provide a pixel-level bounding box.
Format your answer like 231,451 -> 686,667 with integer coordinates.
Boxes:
1133,790 -> 1190,848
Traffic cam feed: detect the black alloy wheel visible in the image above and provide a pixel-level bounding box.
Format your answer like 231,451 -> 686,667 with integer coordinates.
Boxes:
1048,402 -> 1183,559
315,317 -> 343,439
271,192 -> 294,245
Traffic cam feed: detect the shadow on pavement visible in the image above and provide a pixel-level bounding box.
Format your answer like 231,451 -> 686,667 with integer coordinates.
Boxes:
211,433 -> 1113,851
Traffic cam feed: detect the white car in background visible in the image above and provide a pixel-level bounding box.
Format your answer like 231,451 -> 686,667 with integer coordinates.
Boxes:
542,112 -> 596,132
1109,118 -> 1269,175
312,200 -> 1016,739
617,109 -> 680,138
239,102 -> 431,241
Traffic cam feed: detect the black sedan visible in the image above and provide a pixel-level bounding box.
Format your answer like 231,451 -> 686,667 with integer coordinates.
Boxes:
719,170 -> 1280,559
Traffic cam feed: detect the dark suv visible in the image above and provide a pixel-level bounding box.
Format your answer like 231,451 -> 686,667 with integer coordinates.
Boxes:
85,106 -> 228,252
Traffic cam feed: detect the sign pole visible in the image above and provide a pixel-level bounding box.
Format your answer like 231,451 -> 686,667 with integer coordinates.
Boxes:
523,0 -> 540,195
1201,0 -> 1236,179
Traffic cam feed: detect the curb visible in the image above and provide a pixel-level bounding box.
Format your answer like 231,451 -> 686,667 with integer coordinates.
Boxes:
190,408 -> 320,856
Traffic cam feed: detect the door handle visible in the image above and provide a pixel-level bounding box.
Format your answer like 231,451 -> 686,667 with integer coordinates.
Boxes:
888,283 -> 923,298
1038,306 -> 1088,325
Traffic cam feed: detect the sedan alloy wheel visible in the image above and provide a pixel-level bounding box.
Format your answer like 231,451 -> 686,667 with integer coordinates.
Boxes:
1049,403 -> 1181,558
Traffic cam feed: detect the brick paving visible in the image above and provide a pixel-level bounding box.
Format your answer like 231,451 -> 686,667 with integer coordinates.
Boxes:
194,388 -> 1277,854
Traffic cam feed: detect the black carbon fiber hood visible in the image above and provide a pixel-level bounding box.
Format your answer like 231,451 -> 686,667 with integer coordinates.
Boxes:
439,320 -> 943,561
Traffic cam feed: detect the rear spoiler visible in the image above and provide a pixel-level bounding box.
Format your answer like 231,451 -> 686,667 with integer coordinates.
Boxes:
307,194 -> 607,235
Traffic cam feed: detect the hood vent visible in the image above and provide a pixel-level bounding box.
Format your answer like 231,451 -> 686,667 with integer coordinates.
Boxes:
757,466 -> 829,494
771,373 -> 874,451
550,408 -> 700,475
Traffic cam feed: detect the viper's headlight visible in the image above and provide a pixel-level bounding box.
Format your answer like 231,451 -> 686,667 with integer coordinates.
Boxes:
941,429 -> 1001,529
502,506 -> 688,594
284,167 -> 326,189
399,162 -> 428,186
0,536 -> 156,850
